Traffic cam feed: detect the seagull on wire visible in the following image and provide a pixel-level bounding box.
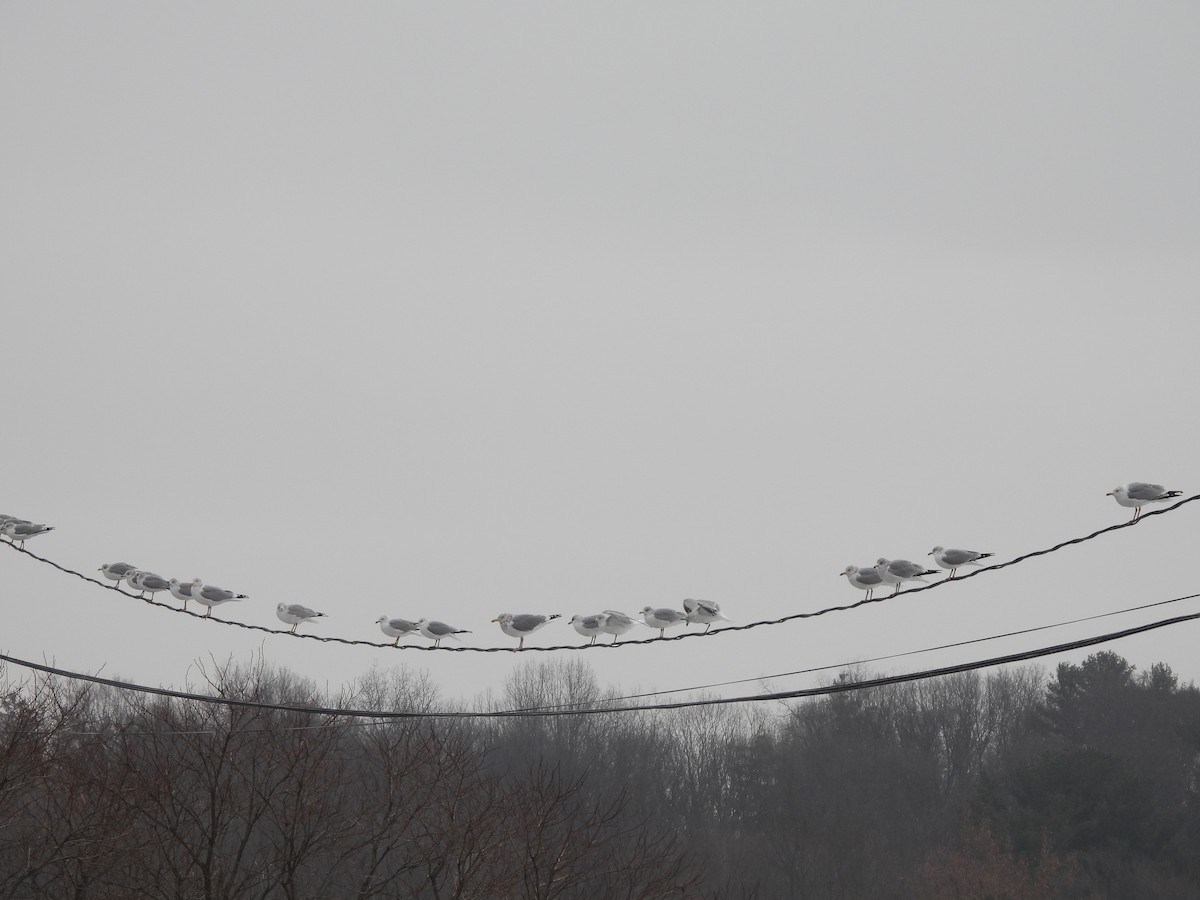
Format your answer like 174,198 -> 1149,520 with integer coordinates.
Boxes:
376,616 -> 421,646
99,562 -> 139,586
1,521 -> 54,549
193,582 -> 248,617
640,606 -> 687,638
682,598 -> 730,632
1107,482 -> 1183,522
417,618 -> 470,647
874,558 -> 939,596
569,613 -> 608,645
276,602 -> 326,633
127,570 -> 171,602
840,564 -> 887,601
168,577 -> 202,610
929,546 -> 994,579
491,613 -> 561,651
599,610 -> 640,644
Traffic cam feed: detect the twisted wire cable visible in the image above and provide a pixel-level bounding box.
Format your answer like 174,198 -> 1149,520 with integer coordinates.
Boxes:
3,493 -> 1196,651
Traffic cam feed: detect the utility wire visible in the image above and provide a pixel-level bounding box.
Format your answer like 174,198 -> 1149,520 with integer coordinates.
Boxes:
508,591 -> 1200,711
3,604 -> 1200,718
14,592 -> 1198,734
4,493 -> 1197,652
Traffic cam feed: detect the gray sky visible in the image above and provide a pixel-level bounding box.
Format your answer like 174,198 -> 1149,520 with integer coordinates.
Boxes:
3,3 -> 1198,708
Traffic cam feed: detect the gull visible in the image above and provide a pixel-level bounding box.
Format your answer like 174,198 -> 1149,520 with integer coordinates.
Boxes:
127,570 -> 171,602
1107,483 -> 1183,522
491,612 -> 561,651
99,562 -> 139,585
599,609 -> 639,644
417,618 -> 470,647
376,616 -> 420,646
168,577 -> 202,610
640,606 -> 687,638
194,582 -> 248,617
0,515 -> 31,527
840,564 -> 887,601
569,613 -> 608,646
682,598 -> 730,633
929,546 -> 994,579
2,521 -> 54,549
875,558 -> 939,596
276,602 -> 326,633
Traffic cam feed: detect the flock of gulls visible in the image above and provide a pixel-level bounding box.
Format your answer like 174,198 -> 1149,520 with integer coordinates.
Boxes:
0,482 -> 1184,651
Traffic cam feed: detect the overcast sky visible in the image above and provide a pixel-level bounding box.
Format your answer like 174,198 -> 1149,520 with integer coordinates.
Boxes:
2,3 -> 1198,709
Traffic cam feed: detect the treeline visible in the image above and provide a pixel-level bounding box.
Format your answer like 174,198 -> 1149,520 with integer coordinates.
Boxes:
2,650 -> 1199,898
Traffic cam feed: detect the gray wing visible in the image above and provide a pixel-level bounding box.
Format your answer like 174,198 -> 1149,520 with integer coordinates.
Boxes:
580,614 -> 605,629
511,614 -> 547,632
388,618 -> 419,632
941,548 -> 980,565
1127,482 -> 1166,500
857,568 -> 885,587
654,608 -> 686,622
288,604 -> 319,618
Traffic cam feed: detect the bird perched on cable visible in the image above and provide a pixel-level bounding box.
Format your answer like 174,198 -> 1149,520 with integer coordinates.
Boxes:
840,564 -> 887,601
682,598 -> 730,632
569,613 -> 608,646
874,558 -> 939,596
491,613 -> 561,651
376,616 -> 420,646
193,582 -> 248,617
276,602 -> 326,633
168,577 -> 202,610
417,618 -> 470,647
1107,482 -> 1182,523
929,546 -> 994,580
640,606 -> 688,638
127,570 -> 171,602
99,562 -> 139,586
599,610 -> 640,644
1,521 -> 54,549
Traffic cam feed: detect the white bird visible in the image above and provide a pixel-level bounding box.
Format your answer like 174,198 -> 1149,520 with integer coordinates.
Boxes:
2,521 -> 54,549
874,558 -> 939,596
599,610 -> 640,644
417,618 -> 470,647
276,603 -> 326,633
640,606 -> 687,638
127,570 -> 171,601
929,546 -> 994,579
168,577 -> 202,610
491,612 -> 560,651
840,564 -> 887,601
193,582 -> 248,617
569,613 -> 608,645
376,616 -> 420,646
99,562 -> 139,585
1107,482 -> 1182,522
682,598 -> 730,633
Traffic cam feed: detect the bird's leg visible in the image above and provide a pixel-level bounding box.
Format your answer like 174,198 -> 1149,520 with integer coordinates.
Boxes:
290,624 -> 298,634
949,569 -> 957,579
892,585 -> 900,597
704,624 -> 712,633
393,638 -> 400,647
205,608 -> 212,618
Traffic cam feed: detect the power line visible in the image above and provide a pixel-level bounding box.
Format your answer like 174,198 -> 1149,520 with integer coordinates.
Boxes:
4,492 -> 1197,651
4,603 -> 1200,718
504,592 -> 1200,710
